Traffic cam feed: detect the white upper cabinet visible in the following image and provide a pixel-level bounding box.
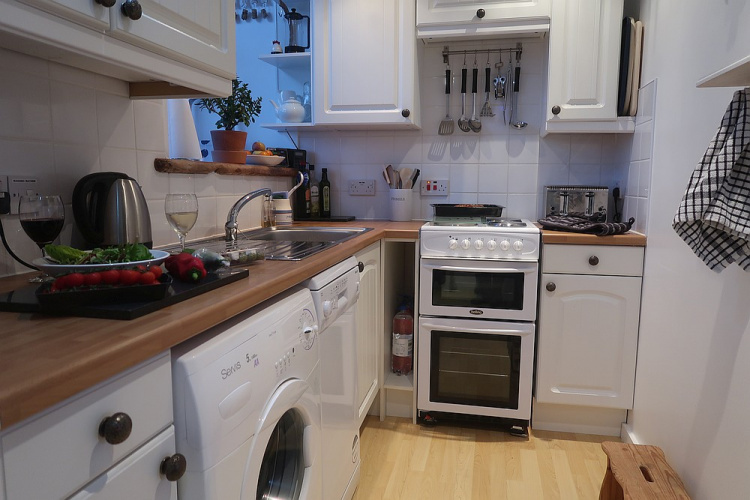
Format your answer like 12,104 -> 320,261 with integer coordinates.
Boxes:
109,0 -> 235,80
0,0 -> 235,97
417,0 -> 550,40
15,0 -> 110,30
313,0 -> 419,128
544,0 -> 634,134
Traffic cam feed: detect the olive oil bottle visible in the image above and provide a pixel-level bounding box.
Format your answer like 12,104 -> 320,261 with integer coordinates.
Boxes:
320,168 -> 331,218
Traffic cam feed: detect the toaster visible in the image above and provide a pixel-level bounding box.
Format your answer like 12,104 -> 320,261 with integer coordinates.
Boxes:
545,186 -> 609,221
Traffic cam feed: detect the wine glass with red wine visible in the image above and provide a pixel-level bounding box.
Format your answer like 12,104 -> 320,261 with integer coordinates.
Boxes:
19,195 -> 65,282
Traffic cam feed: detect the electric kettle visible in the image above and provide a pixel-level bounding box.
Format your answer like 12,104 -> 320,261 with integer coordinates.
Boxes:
72,172 -> 153,248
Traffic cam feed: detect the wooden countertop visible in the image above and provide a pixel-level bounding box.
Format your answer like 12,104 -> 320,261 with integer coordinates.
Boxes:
541,229 -> 647,246
0,221 -> 423,430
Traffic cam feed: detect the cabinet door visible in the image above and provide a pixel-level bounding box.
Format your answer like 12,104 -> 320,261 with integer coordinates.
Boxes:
313,0 -> 418,127
546,0 -> 623,122
355,242 -> 381,425
109,0 -> 235,79
417,0 -> 550,26
536,273 -> 641,409
68,426 -> 178,500
15,0 -> 110,31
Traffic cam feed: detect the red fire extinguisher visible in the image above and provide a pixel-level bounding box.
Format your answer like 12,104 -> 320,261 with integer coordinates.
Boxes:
391,305 -> 413,375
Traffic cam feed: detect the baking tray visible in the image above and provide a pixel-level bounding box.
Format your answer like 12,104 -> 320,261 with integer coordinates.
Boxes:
431,204 -> 504,217
0,269 -> 249,320
36,275 -> 172,307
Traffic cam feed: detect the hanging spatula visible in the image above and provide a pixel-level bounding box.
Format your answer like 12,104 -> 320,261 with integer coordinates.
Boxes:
438,68 -> 454,135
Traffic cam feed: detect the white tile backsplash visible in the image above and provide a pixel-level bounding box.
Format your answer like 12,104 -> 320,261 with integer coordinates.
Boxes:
0,48 -> 291,278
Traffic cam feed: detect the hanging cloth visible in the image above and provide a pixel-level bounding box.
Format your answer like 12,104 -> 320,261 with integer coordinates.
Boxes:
673,88 -> 750,271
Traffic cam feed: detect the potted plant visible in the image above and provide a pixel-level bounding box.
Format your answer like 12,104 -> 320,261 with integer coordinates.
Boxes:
194,77 -> 262,163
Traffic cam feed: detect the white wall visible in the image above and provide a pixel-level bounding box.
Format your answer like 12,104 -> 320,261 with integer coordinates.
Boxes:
0,47 -> 289,278
626,2 -> 750,499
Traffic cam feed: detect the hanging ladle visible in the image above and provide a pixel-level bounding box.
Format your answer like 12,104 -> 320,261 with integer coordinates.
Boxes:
457,53 -> 471,133
510,53 -> 527,129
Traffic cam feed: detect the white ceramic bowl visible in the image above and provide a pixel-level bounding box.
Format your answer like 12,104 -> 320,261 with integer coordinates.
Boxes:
245,155 -> 285,167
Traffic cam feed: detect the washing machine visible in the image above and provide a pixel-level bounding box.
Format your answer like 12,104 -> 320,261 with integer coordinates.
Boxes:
305,257 -> 361,500
171,287 -> 322,500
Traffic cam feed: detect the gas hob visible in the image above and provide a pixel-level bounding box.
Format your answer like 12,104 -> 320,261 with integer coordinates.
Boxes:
420,218 -> 540,260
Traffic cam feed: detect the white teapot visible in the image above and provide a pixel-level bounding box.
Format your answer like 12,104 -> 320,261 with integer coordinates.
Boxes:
270,93 -> 306,123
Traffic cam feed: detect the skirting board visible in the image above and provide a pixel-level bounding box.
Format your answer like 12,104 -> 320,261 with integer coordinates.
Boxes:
532,398 -> 627,436
620,423 -> 641,444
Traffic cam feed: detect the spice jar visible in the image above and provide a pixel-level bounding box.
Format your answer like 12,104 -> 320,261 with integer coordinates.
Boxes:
271,40 -> 282,54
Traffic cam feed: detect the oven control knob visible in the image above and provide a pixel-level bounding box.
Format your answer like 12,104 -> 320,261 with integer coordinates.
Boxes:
474,240 -> 484,250
323,300 -> 332,317
461,239 -> 471,250
449,238 -> 458,250
499,240 -> 511,251
487,240 -> 497,251
513,240 -> 524,252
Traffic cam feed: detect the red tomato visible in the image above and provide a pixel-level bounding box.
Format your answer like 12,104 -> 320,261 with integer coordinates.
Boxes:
139,271 -> 156,285
135,265 -> 147,273
101,270 -> 120,285
52,276 -> 67,291
83,272 -> 102,287
66,273 -> 85,288
148,265 -> 163,279
119,269 -> 140,286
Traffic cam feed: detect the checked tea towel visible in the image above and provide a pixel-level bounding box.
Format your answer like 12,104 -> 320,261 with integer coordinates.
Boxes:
673,88 -> 750,271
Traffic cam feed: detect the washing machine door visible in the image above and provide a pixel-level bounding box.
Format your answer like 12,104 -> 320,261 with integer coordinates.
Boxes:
243,378 -> 321,500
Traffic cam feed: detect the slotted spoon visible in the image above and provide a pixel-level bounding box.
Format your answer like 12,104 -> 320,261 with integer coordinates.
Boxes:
480,65 -> 495,117
457,66 -> 471,132
438,68 -> 454,135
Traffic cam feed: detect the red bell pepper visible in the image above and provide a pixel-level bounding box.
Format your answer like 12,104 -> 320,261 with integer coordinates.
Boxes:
165,252 -> 206,283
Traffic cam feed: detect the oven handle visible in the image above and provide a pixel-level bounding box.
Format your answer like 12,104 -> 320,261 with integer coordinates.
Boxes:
421,262 -> 536,274
420,320 -> 534,336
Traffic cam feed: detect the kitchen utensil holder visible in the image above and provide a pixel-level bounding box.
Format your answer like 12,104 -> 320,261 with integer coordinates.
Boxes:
389,189 -> 413,222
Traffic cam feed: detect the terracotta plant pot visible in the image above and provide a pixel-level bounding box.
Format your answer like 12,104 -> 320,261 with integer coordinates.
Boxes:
209,130 -> 248,164
210,130 -> 247,152
212,150 -> 248,164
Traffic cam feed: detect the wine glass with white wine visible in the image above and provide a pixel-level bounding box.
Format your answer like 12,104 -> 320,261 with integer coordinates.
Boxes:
165,194 -> 198,250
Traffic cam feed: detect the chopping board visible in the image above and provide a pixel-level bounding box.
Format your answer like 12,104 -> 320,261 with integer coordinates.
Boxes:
0,269 -> 249,320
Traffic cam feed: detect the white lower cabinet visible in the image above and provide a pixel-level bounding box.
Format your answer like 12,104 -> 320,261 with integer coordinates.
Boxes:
355,241 -> 382,426
0,352 -> 181,499
69,426 -> 178,500
535,244 -> 643,433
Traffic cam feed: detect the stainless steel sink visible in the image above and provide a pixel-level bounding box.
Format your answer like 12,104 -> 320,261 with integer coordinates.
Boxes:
164,226 -> 372,262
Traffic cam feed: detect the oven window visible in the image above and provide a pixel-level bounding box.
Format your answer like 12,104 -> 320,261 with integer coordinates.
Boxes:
431,269 -> 524,310
430,331 -> 521,409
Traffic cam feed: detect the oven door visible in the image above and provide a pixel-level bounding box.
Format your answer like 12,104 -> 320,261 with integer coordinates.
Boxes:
419,257 -> 538,321
417,317 -> 534,420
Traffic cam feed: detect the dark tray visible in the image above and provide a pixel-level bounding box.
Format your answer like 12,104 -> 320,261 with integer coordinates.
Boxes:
36,275 -> 172,307
431,204 -> 504,217
0,269 -> 249,320
297,216 -> 356,222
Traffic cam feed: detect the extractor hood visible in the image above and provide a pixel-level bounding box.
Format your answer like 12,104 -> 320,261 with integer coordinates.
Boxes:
417,18 -> 549,42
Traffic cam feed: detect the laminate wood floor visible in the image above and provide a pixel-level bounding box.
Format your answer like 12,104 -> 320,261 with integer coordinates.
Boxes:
352,416 -> 614,500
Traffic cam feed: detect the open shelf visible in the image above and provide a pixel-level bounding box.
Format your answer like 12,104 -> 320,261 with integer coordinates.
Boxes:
260,122 -> 314,131
384,372 -> 414,391
258,53 -> 311,70
697,54 -> 750,88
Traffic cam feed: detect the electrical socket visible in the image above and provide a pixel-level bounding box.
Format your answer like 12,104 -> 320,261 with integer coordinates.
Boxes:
348,179 -> 376,195
9,176 -> 38,214
420,179 -> 449,196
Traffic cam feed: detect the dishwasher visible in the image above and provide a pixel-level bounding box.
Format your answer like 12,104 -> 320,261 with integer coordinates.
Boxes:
304,256 -> 362,500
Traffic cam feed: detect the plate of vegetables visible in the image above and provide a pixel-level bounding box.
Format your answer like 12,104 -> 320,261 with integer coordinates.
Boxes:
34,244 -> 169,277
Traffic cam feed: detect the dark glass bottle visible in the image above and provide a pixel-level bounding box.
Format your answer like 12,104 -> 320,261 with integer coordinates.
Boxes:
294,162 -> 311,219
320,168 -> 331,218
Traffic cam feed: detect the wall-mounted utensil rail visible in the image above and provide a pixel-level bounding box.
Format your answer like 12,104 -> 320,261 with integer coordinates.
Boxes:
441,43 -> 522,65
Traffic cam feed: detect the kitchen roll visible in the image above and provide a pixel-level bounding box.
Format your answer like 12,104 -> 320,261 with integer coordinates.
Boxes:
167,99 -> 202,160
